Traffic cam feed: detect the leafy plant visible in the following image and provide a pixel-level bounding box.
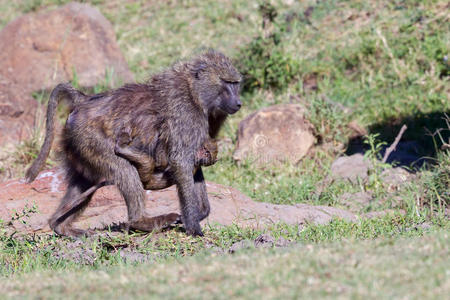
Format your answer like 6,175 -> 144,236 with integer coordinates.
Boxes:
363,133 -> 389,195
9,202 -> 39,225
235,3 -> 299,93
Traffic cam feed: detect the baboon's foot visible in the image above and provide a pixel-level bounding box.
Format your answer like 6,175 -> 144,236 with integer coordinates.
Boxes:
52,225 -> 95,238
183,219 -> 204,237
129,213 -> 181,232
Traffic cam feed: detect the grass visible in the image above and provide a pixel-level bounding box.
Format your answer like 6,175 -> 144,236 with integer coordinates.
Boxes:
1,229 -> 448,299
0,214 -> 447,276
0,0 -> 449,296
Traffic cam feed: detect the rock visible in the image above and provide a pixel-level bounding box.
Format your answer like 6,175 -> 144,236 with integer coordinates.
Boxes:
339,191 -> 373,212
0,168 -> 360,234
52,240 -> 96,265
331,154 -> 371,183
231,234 -> 292,253
253,234 -> 291,248
229,240 -> 253,253
362,209 -> 404,219
275,236 -> 291,247
405,221 -> 432,232
417,222 -> 431,230
0,79 -> 37,145
381,167 -> 415,191
233,104 -> 315,164
254,234 -> 275,248
0,2 -> 133,92
119,250 -> 151,263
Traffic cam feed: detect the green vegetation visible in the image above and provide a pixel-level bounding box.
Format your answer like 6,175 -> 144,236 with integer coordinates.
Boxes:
1,214 -> 447,276
1,229 -> 448,299
0,0 -> 448,297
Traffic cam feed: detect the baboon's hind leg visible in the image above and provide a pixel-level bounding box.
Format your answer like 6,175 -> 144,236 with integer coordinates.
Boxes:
49,172 -> 96,237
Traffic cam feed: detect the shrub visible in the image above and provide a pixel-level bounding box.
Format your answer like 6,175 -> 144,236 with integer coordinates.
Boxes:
235,3 -> 299,93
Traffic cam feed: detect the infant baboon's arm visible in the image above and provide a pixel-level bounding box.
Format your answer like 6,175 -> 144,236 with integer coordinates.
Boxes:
114,126 -> 159,188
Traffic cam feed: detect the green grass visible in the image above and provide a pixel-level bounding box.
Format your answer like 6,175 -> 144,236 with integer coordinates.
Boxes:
1,229 -> 448,299
1,214 -> 447,276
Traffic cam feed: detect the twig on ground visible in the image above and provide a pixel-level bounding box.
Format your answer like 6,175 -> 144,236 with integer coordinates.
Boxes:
382,124 -> 407,163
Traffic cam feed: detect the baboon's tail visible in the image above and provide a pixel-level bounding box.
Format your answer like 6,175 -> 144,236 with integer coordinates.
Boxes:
25,83 -> 86,183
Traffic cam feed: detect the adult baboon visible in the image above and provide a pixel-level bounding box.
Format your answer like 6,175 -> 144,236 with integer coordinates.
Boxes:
25,50 -> 241,237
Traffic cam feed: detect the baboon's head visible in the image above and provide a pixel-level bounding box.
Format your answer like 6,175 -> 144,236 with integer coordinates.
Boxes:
190,50 -> 242,115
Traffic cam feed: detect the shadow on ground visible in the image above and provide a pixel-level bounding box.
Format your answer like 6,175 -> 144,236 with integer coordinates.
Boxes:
346,111 -> 450,170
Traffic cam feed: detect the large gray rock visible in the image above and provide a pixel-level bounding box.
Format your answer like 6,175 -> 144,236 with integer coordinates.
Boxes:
233,104 -> 315,164
0,2 -> 133,92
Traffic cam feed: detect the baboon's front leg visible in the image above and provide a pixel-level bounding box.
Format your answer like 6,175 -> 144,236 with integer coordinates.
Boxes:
194,168 -> 210,222
172,163 -> 203,236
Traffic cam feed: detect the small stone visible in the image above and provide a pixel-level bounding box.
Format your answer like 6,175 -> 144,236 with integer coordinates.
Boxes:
119,250 -> 150,263
254,234 -> 275,248
417,222 -> 431,230
275,237 -> 291,247
331,154 -> 371,183
229,240 -> 253,253
381,167 -> 415,191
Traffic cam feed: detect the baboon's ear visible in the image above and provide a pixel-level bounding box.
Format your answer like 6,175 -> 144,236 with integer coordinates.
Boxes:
192,62 -> 207,79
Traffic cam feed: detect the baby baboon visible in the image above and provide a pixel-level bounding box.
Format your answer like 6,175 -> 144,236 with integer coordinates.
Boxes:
25,50 -> 241,237
114,126 -> 218,190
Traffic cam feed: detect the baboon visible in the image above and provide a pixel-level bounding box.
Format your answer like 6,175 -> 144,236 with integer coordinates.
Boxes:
35,85 -> 218,229
25,50 -> 241,237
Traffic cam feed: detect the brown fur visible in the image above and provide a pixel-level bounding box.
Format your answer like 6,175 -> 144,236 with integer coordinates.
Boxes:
25,50 -> 241,237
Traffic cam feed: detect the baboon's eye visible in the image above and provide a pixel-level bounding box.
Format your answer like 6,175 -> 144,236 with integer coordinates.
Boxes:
220,78 -> 240,85
193,62 -> 207,80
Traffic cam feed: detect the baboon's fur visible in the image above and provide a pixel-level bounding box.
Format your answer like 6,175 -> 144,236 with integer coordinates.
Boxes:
114,126 -> 218,190
25,50 -> 241,237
